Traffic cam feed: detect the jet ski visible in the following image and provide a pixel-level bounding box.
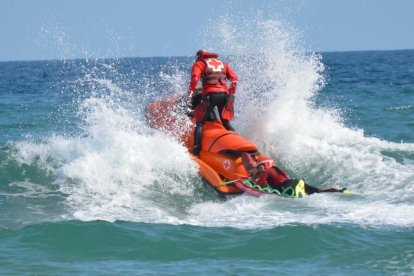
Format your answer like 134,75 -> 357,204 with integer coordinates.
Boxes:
146,94 -> 350,198
146,94 -> 294,197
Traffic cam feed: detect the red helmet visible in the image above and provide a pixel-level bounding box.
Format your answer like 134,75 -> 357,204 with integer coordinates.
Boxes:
196,49 -> 208,57
196,49 -> 218,59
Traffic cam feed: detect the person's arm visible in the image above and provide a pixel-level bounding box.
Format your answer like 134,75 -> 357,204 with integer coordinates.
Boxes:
226,64 -> 238,95
188,61 -> 204,95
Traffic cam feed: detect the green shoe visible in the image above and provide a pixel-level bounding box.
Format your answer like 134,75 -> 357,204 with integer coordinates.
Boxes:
295,179 -> 307,198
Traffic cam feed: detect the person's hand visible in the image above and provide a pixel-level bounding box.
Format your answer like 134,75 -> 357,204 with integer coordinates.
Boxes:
195,87 -> 202,95
186,92 -> 193,106
257,164 -> 265,173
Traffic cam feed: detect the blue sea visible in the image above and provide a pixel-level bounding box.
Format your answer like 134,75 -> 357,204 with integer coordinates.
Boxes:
1,20 -> 414,274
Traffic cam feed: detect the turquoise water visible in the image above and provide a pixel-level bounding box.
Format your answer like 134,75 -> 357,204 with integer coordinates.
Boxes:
1,22 -> 414,274
1,222 -> 412,274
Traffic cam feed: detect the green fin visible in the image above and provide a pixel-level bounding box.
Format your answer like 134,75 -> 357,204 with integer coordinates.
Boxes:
295,179 -> 307,198
342,188 -> 351,195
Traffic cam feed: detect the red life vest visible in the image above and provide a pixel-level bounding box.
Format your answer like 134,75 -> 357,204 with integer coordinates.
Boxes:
241,153 -> 271,187
189,52 -> 237,96
201,58 -> 227,86
241,153 -> 290,188
254,156 -> 290,188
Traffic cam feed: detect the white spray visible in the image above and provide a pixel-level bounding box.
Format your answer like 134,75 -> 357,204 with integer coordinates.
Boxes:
11,16 -> 414,229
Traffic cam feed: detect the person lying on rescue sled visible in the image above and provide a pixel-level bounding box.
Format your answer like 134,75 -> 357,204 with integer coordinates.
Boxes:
188,50 -> 238,156
241,153 -> 350,197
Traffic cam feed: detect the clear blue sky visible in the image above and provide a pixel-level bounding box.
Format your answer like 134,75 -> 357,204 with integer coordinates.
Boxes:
1,0 -> 414,61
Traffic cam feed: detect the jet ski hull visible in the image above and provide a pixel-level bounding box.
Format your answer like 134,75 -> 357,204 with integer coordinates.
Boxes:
146,95 -> 258,195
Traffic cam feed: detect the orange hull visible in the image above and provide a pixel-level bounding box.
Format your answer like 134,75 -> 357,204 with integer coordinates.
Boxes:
146,95 -> 259,195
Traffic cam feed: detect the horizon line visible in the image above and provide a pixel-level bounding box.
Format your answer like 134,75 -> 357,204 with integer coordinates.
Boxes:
1,48 -> 413,63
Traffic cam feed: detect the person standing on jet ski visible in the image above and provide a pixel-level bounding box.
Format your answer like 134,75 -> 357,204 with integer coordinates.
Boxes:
188,50 -> 238,156
241,153 -> 350,197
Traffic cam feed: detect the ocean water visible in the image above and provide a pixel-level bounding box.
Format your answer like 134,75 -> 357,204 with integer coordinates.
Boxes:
1,20 -> 414,274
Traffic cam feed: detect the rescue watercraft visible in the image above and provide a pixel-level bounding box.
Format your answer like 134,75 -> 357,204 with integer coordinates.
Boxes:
146,94 -> 349,198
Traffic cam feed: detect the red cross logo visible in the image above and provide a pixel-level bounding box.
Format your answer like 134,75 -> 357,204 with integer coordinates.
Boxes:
206,58 -> 224,72
223,159 -> 231,170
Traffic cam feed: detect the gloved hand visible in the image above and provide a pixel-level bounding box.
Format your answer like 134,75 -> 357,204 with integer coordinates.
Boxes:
194,87 -> 202,95
186,92 -> 194,107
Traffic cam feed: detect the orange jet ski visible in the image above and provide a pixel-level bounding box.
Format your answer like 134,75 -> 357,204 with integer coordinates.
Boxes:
146,94 -> 350,198
146,94 -> 294,197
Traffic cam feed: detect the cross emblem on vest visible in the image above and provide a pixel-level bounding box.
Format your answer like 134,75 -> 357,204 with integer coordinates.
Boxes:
206,58 -> 224,72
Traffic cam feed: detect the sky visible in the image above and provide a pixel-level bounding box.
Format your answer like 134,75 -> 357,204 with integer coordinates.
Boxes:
1,0 -> 414,61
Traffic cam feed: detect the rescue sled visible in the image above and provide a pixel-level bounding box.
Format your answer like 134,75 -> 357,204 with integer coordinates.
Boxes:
146,94 -> 296,197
